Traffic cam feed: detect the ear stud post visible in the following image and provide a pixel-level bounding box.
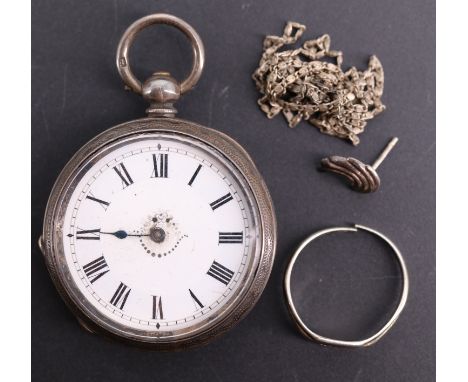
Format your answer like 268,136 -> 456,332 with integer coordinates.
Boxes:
320,137 -> 399,193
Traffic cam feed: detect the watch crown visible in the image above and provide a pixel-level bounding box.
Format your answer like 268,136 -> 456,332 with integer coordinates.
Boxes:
142,72 -> 181,118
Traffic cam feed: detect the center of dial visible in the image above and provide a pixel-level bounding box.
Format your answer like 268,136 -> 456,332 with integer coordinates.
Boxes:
138,211 -> 188,258
150,226 -> 166,243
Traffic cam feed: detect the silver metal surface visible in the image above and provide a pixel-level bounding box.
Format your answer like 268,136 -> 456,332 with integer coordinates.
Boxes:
116,14 -> 205,95
142,71 -> 181,117
284,224 -> 409,348
372,137 -> 399,170
42,117 -> 277,350
42,12 -> 276,350
320,137 -> 399,193
252,21 -> 385,145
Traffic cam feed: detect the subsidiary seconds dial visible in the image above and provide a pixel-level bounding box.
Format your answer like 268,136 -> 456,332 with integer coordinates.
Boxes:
62,134 -> 260,333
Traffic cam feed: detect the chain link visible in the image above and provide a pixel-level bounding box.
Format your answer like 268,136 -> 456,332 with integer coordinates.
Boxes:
252,22 -> 386,145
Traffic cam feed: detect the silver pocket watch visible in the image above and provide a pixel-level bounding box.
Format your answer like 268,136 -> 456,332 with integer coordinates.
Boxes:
39,13 -> 277,350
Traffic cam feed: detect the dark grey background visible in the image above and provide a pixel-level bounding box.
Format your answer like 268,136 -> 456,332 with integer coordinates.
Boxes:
32,0 -> 435,381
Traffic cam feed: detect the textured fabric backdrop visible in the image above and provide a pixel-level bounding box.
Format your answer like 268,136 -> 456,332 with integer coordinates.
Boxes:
32,1 -> 435,380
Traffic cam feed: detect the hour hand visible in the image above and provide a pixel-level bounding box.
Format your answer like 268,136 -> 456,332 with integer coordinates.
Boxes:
100,230 -> 149,239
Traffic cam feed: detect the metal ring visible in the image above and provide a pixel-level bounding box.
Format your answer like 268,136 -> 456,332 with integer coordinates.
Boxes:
284,224 -> 409,347
116,13 -> 205,94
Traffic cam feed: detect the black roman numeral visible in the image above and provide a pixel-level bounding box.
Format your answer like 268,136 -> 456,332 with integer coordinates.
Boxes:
82,256 -> 109,283
152,295 -> 164,319
76,228 -> 100,240
86,193 -> 110,210
218,232 -> 243,244
110,282 -> 131,310
207,261 -> 235,285
210,193 -> 233,210
188,164 -> 202,186
113,163 -> 133,188
189,289 -> 204,309
151,154 -> 168,178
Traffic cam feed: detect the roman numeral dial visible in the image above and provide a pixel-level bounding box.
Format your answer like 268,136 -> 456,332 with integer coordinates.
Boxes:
188,164 -> 202,186
110,282 -> 131,310
82,256 -> 110,283
152,154 -> 168,178
207,261 -> 235,285
219,232 -> 243,244
189,289 -> 204,310
76,228 -> 100,240
210,193 -> 233,210
86,193 -> 110,210
152,295 -> 164,319
113,163 -> 133,188
63,137 -> 259,331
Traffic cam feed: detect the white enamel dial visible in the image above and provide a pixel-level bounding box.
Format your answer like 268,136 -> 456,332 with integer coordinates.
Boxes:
61,133 -> 260,334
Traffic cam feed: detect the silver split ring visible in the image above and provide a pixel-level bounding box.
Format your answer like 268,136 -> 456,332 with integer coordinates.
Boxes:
284,224 -> 409,347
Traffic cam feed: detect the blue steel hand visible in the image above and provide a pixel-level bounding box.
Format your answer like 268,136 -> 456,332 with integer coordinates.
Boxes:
100,230 -> 149,239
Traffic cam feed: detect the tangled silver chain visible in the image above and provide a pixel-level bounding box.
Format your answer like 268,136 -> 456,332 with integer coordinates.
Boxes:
252,22 -> 385,145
